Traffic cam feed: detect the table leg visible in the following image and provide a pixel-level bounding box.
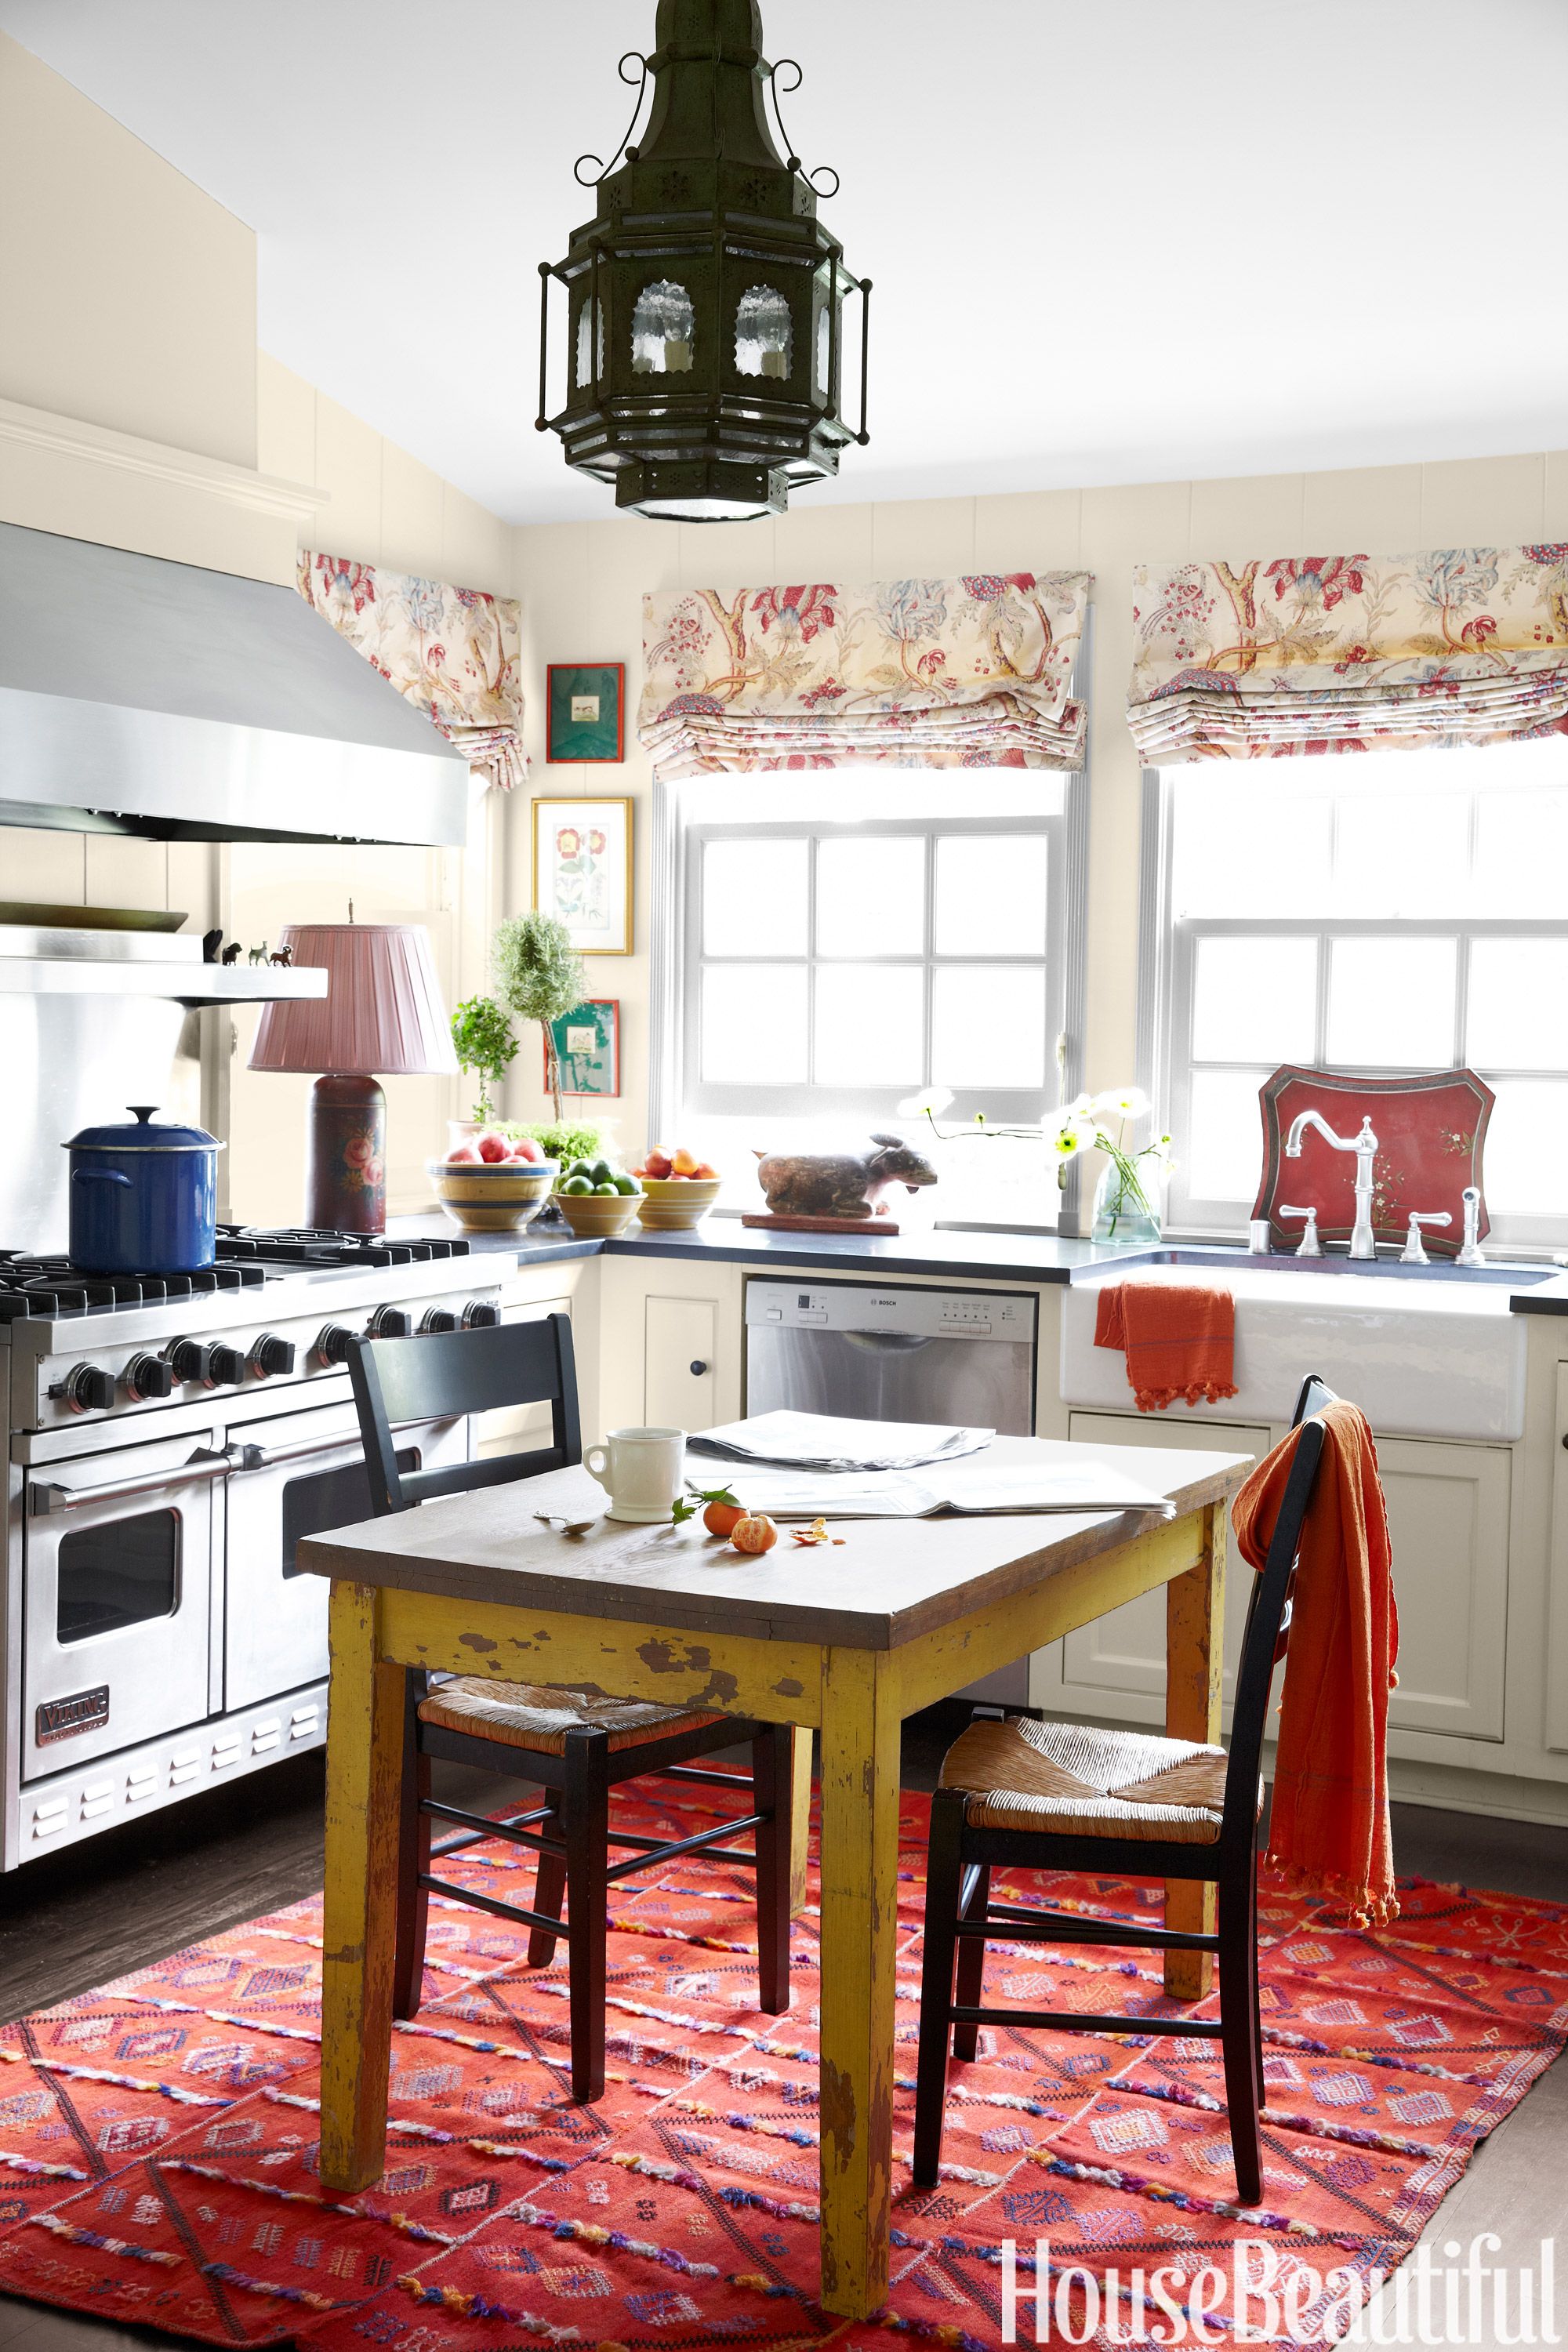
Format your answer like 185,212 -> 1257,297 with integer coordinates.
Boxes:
817,1647 -> 901,2320
1163,1501 -> 1226,1999
788,1725 -> 815,1918
319,1580 -> 405,2191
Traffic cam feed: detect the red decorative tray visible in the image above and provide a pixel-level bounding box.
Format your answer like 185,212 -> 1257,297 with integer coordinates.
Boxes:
1251,1067 -> 1494,1257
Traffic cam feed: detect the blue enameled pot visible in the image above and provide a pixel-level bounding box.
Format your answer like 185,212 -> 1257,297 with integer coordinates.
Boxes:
64,1105 -> 224,1274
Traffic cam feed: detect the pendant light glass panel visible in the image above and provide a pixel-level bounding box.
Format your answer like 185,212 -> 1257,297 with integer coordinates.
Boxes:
575,296 -> 604,389
632,280 -> 695,374
735,285 -> 791,379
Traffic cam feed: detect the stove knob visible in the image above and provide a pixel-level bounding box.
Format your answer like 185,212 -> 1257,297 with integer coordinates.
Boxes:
166,1338 -> 217,1387
314,1323 -> 357,1367
208,1344 -> 248,1387
419,1307 -> 459,1334
249,1333 -> 296,1379
54,1363 -> 114,1414
462,1301 -> 501,1330
366,1305 -> 411,1339
122,1352 -> 175,1402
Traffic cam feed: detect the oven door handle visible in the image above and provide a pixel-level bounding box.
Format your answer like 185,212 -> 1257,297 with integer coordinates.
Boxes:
229,1432 -> 365,1473
27,1446 -> 239,1515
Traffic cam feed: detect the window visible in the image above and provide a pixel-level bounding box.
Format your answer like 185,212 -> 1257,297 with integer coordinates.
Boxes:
1149,739 -> 1568,1248
658,772 -> 1082,1228
631,281 -> 694,374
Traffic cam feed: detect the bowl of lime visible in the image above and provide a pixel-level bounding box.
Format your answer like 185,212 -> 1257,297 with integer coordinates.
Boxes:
552,1156 -> 644,1237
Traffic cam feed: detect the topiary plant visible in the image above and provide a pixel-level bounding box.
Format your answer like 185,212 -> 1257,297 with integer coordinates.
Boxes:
450,994 -> 518,1125
491,912 -> 587,1123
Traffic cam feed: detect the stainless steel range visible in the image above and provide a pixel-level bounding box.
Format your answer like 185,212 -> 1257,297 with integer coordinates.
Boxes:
2,1228 -> 511,1867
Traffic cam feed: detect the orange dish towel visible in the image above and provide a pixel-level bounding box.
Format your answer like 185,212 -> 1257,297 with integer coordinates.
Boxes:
1093,1278 -> 1239,1412
1234,1400 -> 1400,1928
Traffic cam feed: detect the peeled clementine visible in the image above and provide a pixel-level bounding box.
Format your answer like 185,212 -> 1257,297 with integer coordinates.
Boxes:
730,1512 -> 779,1555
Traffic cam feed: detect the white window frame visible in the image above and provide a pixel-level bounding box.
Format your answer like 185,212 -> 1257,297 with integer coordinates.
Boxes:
1140,767 -> 1568,1253
651,772 -> 1091,1226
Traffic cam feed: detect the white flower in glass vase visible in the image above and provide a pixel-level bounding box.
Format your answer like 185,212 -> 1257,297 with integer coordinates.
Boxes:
1054,1086 -> 1171,1244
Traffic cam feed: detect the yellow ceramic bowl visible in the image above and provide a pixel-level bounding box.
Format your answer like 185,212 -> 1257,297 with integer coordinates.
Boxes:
552,1185 -> 644,1238
426,1156 -> 557,1234
635,1174 -> 723,1230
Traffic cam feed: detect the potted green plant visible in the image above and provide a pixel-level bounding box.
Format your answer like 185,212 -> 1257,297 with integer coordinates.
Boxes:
491,912 -> 588,1125
449,995 -> 518,1142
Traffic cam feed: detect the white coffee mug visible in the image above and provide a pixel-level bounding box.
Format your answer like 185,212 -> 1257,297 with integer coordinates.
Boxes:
583,1425 -> 687,1523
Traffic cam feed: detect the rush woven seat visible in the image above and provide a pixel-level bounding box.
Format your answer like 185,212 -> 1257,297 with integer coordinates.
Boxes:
941,1715 -> 1234,1844
416,1677 -> 725,1754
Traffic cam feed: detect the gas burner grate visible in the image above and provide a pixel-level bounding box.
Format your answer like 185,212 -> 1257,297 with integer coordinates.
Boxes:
215,1227 -> 471,1269
0,1252 -> 268,1319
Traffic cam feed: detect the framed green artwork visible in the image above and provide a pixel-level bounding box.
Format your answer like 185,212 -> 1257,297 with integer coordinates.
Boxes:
545,999 -> 620,1098
546,662 -> 625,763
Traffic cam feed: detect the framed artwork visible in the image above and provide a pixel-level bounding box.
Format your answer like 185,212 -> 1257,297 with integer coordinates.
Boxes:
546,999 -> 620,1098
546,662 -> 625,764
532,795 -> 633,956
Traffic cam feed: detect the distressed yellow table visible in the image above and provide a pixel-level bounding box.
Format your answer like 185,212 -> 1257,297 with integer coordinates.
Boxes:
300,1432 -> 1248,2322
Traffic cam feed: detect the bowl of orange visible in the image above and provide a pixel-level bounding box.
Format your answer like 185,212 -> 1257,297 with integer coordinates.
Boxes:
632,1147 -> 722,1230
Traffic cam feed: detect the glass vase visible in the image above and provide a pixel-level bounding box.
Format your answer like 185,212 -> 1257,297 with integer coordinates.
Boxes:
1091,1154 -> 1163,1247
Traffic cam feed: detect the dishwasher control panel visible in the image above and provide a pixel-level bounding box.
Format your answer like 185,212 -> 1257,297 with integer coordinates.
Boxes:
745,1280 -> 1035,1341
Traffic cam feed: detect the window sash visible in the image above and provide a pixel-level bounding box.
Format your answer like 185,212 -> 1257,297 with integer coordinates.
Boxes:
1162,909 -> 1568,1247
681,812 -> 1067,1125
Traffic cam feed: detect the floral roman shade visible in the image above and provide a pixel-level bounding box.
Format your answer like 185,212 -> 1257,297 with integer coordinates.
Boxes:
1128,546 -> 1568,762
639,572 -> 1091,779
298,553 -> 527,790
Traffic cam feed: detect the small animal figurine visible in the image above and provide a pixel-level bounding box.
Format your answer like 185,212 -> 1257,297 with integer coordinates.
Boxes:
220,940 -> 243,965
753,1133 -> 938,1221
248,941 -> 268,966
269,944 -> 293,967
201,927 -> 224,964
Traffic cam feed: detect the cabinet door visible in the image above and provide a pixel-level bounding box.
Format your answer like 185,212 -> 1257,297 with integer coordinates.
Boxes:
1057,1411 -> 1272,1718
645,1296 -> 719,1432
1375,1436 -> 1507,1741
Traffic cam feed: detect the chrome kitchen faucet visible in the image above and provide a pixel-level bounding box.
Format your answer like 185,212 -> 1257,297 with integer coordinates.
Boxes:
1283,1109 -> 1380,1259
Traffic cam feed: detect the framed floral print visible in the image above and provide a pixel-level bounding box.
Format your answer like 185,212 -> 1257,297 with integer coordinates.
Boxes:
532,796 -> 633,956
546,662 -> 625,764
545,999 -> 620,1098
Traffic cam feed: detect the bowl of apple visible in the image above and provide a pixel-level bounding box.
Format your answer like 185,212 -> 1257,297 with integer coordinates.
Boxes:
426,1133 -> 558,1232
632,1146 -> 722,1229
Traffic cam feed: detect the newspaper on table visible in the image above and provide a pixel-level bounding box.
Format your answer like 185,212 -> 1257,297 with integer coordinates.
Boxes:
706,1459 -> 1178,1523
688,1410 -> 993,1475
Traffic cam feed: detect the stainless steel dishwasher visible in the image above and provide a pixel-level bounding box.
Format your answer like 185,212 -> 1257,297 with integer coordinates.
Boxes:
743,1277 -> 1039,1701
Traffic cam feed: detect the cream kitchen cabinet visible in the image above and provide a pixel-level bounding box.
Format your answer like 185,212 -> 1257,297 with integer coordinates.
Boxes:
1031,1408 -> 1508,1746
1036,1410 -> 1272,1726
596,1254 -> 744,1440
645,1294 -> 718,1431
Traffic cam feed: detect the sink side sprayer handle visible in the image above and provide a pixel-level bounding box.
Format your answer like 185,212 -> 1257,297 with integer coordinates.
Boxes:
1457,1185 -> 1486,1268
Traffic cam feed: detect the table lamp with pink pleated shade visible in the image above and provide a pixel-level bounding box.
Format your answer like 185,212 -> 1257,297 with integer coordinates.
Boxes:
249,920 -> 456,1233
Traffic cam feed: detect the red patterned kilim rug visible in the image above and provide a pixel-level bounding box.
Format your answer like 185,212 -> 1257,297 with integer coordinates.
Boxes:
0,1773 -> 1560,2349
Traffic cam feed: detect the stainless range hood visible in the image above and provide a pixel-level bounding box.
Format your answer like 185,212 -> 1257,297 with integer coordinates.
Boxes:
0,523 -> 470,847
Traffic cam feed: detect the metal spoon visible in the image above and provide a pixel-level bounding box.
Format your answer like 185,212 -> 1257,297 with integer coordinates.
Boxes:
534,1510 -> 596,1537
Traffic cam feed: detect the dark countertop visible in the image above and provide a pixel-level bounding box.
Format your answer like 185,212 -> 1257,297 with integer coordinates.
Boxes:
389,1213 -> 1568,1312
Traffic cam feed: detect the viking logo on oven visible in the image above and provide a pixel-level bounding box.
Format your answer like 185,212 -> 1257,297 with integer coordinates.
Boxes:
36,1686 -> 109,1744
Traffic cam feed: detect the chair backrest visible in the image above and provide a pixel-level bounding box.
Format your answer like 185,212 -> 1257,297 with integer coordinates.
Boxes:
348,1313 -> 582,1515
1220,1373 -> 1339,1834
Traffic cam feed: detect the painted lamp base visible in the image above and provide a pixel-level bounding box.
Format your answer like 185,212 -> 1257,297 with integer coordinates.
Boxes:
306,1073 -> 387,1234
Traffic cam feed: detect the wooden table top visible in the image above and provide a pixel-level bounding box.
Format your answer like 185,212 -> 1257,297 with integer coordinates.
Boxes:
299,1435 -> 1252,1652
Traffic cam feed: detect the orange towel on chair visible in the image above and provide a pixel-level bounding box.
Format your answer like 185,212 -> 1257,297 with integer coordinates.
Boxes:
1093,1278 -> 1238,1412
1233,1400 -> 1400,1927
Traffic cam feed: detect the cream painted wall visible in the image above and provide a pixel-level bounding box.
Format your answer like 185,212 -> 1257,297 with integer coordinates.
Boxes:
506,448 -> 1568,1157
0,31 -> 255,468
222,359 -> 514,1228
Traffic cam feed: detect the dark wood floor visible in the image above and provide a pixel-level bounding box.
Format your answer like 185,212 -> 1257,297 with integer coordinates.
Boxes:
0,1711 -> 1563,2347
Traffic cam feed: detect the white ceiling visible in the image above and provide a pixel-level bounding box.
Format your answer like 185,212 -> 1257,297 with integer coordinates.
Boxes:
5,0 -> 1566,525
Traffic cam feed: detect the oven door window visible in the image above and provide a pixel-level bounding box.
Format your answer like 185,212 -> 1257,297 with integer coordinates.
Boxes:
57,1507 -> 179,1644
280,1450 -> 419,1577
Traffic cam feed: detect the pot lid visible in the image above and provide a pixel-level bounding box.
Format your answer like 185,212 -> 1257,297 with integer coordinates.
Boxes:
64,1104 -> 224,1152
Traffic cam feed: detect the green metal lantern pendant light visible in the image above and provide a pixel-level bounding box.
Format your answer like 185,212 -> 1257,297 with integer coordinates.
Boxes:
536,0 -> 871,523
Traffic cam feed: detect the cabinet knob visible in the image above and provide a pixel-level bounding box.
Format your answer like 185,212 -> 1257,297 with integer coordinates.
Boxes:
689,1359 -> 710,1377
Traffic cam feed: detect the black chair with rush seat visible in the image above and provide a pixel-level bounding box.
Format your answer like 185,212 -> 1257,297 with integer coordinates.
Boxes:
347,1313 -> 793,2103
911,1374 -> 1338,2205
